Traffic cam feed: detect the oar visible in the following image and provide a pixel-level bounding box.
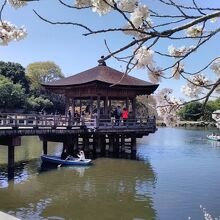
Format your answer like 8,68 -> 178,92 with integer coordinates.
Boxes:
57,155 -> 70,168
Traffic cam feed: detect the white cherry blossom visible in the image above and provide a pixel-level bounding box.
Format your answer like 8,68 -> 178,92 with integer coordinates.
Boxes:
186,25 -> 203,37
0,21 -> 27,45
172,63 -> 184,80
155,89 -> 182,126
135,46 -> 154,68
210,58 -> 220,76
181,74 -> 210,98
75,0 -> 92,8
118,0 -> 138,12
7,0 -> 27,8
168,45 -> 195,57
91,0 -> 114,15
148,66 -> 163,83
130,4 -> 150,28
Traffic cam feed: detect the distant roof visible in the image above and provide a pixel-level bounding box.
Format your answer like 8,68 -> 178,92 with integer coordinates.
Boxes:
42,65 -> 158,88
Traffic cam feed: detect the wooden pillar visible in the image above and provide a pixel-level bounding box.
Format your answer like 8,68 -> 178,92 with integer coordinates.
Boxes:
131,137 -> 137,152
63,142 -> 68,155
114,135 -> 120,154
83,134 -> 90,152
43,141 -> 47,155
73,134 -> 79,152
146,95 -> 149,116
65,97 -> 70,115
97,95 -> 100,127
132,97 -> 136,118
72,97 -> 75,114
101,135 -> 106,156
108,135 -> 114,153
104,96 -> 108,115
126,97 -> 129,110
94,135 -> 101,153
109,99 -> 112,118
121,135 -> 125,153
89,97 -> 93,115
80,99 -> 82,115
64,136 -> 74,156
8,145 -> 15,179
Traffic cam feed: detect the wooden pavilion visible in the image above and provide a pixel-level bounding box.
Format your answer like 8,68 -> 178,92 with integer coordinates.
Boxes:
42,59 -> 159,156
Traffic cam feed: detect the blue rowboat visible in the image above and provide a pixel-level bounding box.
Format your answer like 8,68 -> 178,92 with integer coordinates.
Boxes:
207,134 -> 220,141
41,155 -> 92,166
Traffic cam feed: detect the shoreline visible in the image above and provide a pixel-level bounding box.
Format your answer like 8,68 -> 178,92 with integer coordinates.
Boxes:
156,120 -> 216,128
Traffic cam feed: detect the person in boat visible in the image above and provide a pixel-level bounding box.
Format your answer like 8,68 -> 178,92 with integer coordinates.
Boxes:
65,155 -> 74,160
61,149 -> 68,160
77,150 -> 85,161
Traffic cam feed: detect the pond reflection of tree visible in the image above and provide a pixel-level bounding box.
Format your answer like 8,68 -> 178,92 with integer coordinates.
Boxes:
0,159 -> 156,220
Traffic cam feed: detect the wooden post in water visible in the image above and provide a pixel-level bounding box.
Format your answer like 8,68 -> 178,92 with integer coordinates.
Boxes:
108,135 -> 114,153
73,134 -> 79,152
121,135 -> 125,153
43,141 -> 47,155
0,136 -> 21,180
131,137 -> 137,152
8,145 -> 15,180
95,135 -> 102,154
114,135 -> 120,155
100,135 -> 106,156
83,134 -> 90,152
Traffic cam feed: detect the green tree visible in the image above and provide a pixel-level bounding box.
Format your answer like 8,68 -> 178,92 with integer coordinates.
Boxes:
27,96 -> 53,112
0,75 -> 26,109
26,61 -> 64,91
0,61 -> 29,92
178,102 -> 203,121
201,99 -> 220,121
178,99 -> 220,121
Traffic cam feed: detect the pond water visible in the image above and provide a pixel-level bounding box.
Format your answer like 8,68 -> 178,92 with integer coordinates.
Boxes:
0,128 -> 220,220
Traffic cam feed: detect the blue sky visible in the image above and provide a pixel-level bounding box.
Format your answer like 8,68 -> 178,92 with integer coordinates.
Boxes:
1,0 -> 219,99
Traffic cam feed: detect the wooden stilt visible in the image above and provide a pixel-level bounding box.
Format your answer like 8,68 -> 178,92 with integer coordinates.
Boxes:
83,134 -> 90,152
131,137 -> 137,152
73,134 -> 79,152
43,141 -> 47,155
121,135 -> 125,153
114,135 -> 120,155
108,135 -> 114,153
96,135 -> 101,154
8,145 -> 15,180
100,135 -> 106,156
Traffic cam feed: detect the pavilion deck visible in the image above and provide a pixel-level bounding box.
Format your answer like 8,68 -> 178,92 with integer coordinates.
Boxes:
0,113 -> 156,136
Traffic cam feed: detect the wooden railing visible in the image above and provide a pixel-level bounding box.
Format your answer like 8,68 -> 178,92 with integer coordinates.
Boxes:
0,113 -> 88,128
98,117 -> 156,129
0,113 -> 156,130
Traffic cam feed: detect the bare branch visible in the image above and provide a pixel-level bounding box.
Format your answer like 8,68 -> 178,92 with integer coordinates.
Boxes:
33,9 -> 93,33
0,0 -> 6,22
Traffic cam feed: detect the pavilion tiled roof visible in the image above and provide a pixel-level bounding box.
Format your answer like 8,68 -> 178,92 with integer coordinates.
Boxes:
43,65 -> 158,88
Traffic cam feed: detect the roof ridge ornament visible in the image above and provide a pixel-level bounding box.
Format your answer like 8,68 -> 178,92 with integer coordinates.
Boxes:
98,56 -> 106,66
